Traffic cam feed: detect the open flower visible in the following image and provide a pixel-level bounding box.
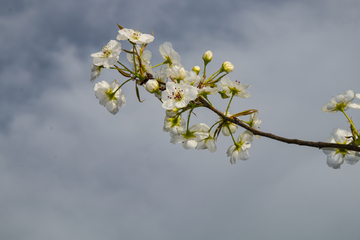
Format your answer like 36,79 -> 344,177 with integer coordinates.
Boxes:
322,90 -> 360,113
117,28 -> 154,44
248,112 -> 261,139
227,130 -> 253,164
90,40 -> 122,69
166,65 -> 188,82
195,124 -> 217,153
161,82 -> 198,110
322,128 -> 360,169
163,115 -> 186,134
94,79 -> 125,115
219,76 -> 250,98
159,42 -> 181,67
170,124 -> 209,150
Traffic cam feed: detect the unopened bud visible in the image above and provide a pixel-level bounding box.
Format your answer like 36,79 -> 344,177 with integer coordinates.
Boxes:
202,50 -> 213,64
144,79 -> 159,93
221,61 -> 234,73
192,66 -> 201,75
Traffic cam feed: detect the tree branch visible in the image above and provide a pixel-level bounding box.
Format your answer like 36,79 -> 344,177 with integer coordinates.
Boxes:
200,98 -> 360,152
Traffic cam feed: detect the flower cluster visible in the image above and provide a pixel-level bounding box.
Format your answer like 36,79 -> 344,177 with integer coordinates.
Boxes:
89,25 -> 359,168
321,90 -> 360,168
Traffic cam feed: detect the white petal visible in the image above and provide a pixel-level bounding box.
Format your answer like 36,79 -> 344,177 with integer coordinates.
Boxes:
348,103 -> 360,109
326,152 -> 344,169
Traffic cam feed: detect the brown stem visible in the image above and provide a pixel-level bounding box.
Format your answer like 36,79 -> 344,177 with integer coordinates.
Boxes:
199,97 -> 360,152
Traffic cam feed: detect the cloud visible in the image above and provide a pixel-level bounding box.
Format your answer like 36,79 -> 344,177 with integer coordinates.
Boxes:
1,0 -> 360,239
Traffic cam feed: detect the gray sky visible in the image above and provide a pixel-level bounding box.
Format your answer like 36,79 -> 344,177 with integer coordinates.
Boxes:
1,0 -> 360,239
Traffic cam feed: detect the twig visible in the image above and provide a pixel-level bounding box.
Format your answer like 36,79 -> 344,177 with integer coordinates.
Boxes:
199,98 -> 360,152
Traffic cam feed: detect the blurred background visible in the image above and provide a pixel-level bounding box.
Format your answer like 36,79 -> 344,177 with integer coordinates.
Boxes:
1,0 -> 360,239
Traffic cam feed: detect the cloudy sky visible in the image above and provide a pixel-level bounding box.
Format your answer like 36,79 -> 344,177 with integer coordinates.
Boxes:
1,0 -> 360,239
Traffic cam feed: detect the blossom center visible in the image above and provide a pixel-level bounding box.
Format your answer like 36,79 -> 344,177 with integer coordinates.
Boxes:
131,31 -> 141,40
102,47 -> 111,58
106,89 -> 117,101
167,87 -> 184,101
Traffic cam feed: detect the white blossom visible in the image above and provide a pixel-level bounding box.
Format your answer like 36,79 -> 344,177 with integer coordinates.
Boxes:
117,28 -> 154,44
198,86 -> 220,96
183,71 -> 202,86
227,130 -> 253,164
322,90 -> 360,112
163,115 -> 186,135
94,79 -> 125,115
249,112 -> 262,139
322,128 -> 360,169
90,40 -> 121,69
170,124 -> 209,150
195,124 -> 217,153
219,76 -> 250,98
159,42 -> 181,67
166,65 -> 188,82
162,82 -> 198,110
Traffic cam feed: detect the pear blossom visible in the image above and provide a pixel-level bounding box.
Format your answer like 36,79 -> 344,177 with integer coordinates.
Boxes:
195,124 -> 217,153
322,128 -> 360,169
165,108 -> 179,118
117,28 -> 154,44
162,82 -> 198,110
170,124 -> 209,150
94,79 -> 125,115
90,40 -> 121,69
221,112 -> 238,136
227,130 -> 253,164
166,65 -> 188,82
198,85 -> 220,96
248,112 -> 262,139
183,71 -> 202,86
163,115 -> 186,134
154,67 -> 168,83
219,76 -> 250,98
322,90 -> 360,112
90,65 -> 103,82
159,42 -> 181,67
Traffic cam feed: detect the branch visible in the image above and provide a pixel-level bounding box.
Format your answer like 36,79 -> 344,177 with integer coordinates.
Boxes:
200,98 -> 360,152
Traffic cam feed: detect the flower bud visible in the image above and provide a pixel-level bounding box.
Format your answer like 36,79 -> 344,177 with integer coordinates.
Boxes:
202,50 -> 213,64
192,66 -> 201,75
144,79 -> 159,93
221,61 -> 234,73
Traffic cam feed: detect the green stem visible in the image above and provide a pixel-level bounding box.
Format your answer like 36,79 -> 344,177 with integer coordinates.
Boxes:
210,120 -> 221,131
152,62 -> 165,68
113,78 -> 132,94
132,44 -> 138,74
225,93 -> 235,116
341,109 -> 359,136
186,108 -> 194,131
228,126 -> 237,145
117,61 -> 134,75
203,63 -> 207,80
205,70 -> 220,84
